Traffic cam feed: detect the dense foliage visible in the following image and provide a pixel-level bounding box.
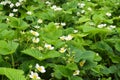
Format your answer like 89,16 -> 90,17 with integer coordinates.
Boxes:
0,0 -> 120,80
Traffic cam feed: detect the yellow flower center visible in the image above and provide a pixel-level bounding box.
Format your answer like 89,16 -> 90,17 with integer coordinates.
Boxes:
37,67 -> 42,71
33,74 -> 38,79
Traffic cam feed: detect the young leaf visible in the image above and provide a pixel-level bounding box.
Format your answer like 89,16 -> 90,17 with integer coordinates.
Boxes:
0,40 -> 19,55
0,68 -> 26,80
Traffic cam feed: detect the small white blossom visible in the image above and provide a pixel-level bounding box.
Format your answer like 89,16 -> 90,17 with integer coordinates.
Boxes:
30,30 -> 39,37
55,23 -> 60,26
37,19 -> 43,23
54,7 -> 62,11
61,22 -> 66,26
73,70 -> 80,76
51,5 -> 62,11
44,43 -> 54,50
97,24 -> 106,28
35,64 -> 46,73
107,25 -> 116,30
29,71 -> 41,79
106,12 -> 112,17
45,1 -> 51,6
34,25 -> 40,29
109,25 -> 116,29
87,0 -> 91,1
88,7 -> 92,11
96,53 -> 99,56
15,2 -> 21,7
10,3 -> 14,8
74,30 -> 78,33
19,0 -> 24,2
9,13 -> 14,17
60,36 -> 66,40
32,37 -> 40,43
59,47 -> 66,53
0,1 -> 7,5
78,3 -> 85,8
65,35 -> 73,41
55,23 -> 60,28
26,11 -> 32,15
13,9 -> 18,12
51,5 -> 57,9
60,35 -> 73,41
6,18 -> 9,22
76,12 -> 80,16
81,10 -> 85,14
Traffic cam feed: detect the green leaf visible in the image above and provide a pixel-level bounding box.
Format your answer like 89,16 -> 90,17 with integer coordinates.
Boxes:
74,49 -> 95,62
22,48 -> 61,61
54,65 -> 73,78
0,30 -> 15,39
0,68 -> 26,80
66,63 -> 78,70
44,51 -> 61,59
22,48 -> 44,61
0,40 -> 19,55
90,41 -> 113,53
115,41 -> 120,52
0,23 -> 8,31
78,16 -> 90,24
69,76 -> 83,80
8,17 -> 28,30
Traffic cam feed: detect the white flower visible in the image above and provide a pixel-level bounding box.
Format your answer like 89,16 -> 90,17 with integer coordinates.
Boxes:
26,11 -> 32,15
55,23 -> 60,28
78,3 -> 85,8
54,7 -> 62,11
88,7 -> 92,11
32,37 -> 40,43
76,12 -> 80,16
45,1 -> 51,6
65,35 -> 73,41
13,9 -> 18,12
15,2 -> 21,7
9,13 -> 14,17
35,64 -> 46,73
37,19 -> 43,23
34,25 -> 40,29
97,24 -> 106,28
29,71 -> 41,79
19,0 -> 24,2
60,35 -> 73,41
61,22 -> 66,26
109,25 -> 116,29
60,36 -> 66,40
74,30 -> 78,33
55,23 -> 60,26
0,1 -> 7,5
81,10 -> 85,14
107,25 -> 116,30
44,43 -> 54,50
87,0 -> 91,1
106,12 -> 112,17
51,5 -> 57,9
51,5 -> 62,11
73,70 -> 80,76
10,3 -> 14,8
30,30 -> 39,37
59,47 -> 66,53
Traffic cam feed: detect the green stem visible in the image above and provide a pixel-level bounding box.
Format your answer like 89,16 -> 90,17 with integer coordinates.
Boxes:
11,54 -> 15,68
